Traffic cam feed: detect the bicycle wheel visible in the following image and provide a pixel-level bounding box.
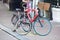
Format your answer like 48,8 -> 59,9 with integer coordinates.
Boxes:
13,20 -> 30,35
33,18 -> 52,36
11,15 -> 18,25
20,18 -> 31,32
13,18 -> 31,35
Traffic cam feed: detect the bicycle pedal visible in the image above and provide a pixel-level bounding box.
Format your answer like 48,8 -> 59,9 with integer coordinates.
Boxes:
13,30 -> 16,32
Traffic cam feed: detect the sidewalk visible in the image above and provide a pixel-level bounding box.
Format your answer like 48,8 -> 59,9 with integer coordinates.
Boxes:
0,1 -> 17,40
0,1 -> 16,29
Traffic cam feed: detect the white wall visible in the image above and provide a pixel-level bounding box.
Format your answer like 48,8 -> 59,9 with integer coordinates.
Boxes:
52,8 -> 60,22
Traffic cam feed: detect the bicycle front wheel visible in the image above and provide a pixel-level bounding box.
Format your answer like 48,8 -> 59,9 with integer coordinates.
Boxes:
15,18 -> 31,35
33,18 -> 52,36
20,18 -> 31,32
13,20 -> 30,35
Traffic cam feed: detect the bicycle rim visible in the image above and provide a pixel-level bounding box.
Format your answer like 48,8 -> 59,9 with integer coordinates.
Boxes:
33,18 -> 52,36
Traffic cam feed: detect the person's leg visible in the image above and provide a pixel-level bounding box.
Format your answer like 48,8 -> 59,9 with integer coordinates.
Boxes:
49,5 -> 53,20
9,2 -> 15,11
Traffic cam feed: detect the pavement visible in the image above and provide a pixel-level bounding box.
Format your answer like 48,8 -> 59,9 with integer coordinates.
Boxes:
0,1 -> 60,40
0,1 -> 17,40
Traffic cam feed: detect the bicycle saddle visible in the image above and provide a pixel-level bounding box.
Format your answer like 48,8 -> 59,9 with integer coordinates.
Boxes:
16,8 -> 21,11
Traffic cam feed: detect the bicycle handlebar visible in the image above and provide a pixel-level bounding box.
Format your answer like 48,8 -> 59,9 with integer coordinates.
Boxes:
16,8 -> 21,12
22,3 -> 27,9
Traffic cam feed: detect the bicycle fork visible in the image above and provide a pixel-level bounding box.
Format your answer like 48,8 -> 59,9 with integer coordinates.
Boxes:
38,18 -> 43,28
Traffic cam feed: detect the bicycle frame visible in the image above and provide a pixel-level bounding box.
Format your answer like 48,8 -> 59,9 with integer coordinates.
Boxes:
24,0 -> 39,23
23,0 -> 44,30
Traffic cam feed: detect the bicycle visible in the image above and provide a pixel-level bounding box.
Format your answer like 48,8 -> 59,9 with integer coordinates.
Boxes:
11,0 -> 52,36
11,2 -> 32,35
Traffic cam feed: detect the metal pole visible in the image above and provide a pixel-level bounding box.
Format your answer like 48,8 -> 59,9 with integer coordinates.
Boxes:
57,0 -> 59,6
32,0 -> 38,18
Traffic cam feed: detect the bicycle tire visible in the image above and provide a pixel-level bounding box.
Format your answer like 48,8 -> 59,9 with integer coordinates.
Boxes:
33,18 -> 52,36
11,15 -> 18,25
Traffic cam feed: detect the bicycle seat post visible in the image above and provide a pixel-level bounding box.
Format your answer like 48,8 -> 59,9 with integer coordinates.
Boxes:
16,8 -> 21,19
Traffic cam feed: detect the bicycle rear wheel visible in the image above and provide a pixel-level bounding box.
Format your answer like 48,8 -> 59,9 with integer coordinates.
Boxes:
11,15 -> 18,25
20,18 -> 31,32
33,18 -> 52,36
